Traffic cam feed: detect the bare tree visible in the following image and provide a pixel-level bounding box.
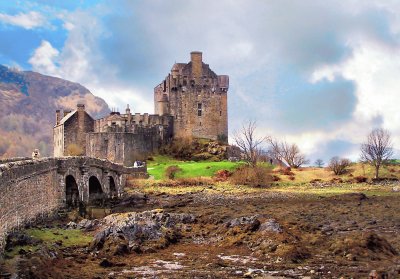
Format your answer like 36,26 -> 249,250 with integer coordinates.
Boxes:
268,139 -> 309,168
328,156 -> 351,175
233,120 -> 267,167
360,128 -> 393,179
315,159 -> 324,168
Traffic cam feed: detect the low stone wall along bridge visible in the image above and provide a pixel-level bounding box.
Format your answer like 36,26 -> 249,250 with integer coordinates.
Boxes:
0,156 -> 146,253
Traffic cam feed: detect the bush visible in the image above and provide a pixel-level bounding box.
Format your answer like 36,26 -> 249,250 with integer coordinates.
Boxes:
213,169 -> 233,182
66,144 -> 84,156
230,166 -> 272,187
353,176 -> 368,183
328,157 -> 351,175
165,165 -> 182,179
160,137 -> 194,160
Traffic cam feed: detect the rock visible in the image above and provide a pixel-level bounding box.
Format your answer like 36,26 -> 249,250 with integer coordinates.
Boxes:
392,186 -> 400,192
368,270 -> 378,279
90,210 -> 196,255
99,258 -> 113,268
259,219 -> 282,233
77,219 -> 98,231
66,221 -> 77,229
226,216 -> 261,232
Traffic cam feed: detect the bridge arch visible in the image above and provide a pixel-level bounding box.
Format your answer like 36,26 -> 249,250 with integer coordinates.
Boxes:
65,175 -> 79,209
109,176 -> 117,199
88,176 -> 105,205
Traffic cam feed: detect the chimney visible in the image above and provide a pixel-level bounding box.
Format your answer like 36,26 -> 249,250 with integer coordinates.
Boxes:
56,110 -> 61,125
190,51 -> 202,78
64,110 -> 71,117
77,103 -> 85,111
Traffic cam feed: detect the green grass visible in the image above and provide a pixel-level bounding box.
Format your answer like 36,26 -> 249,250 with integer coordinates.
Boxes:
5,228 -> 92,257
26,228 -> 92,247
147,155 -> 243,179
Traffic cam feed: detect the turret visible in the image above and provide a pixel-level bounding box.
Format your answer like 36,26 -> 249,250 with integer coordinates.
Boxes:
157,94 -> 169,116
56,110 -> 61,125
191,51 -> 202,78
126,104 -> 132,124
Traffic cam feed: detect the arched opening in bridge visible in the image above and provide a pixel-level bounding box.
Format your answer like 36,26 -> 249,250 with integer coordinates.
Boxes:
89,176 -> 104,205
109,176 -> 117,199
66,175 -> 79,209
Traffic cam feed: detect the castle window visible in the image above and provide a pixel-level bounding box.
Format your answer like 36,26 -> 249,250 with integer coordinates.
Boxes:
163,80 -> 166,92
200,122 -> 202,126
220,111 -> 222,116
197,103 -> 202,116
183,80 -> 187,86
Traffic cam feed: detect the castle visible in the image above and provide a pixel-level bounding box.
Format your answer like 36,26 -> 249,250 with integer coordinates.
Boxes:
53,52 -> 229,166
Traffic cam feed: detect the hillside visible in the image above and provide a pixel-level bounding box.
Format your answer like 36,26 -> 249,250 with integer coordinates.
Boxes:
0,65 -> 109,157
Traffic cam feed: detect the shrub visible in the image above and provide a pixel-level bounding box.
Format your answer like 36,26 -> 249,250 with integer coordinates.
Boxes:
66,144 -> 84,156
353,176 -> 368,183
213,169 -> 233,182
160,137 -> 194,160
272,175 -> 281,182
230,166 -> 272,187
165,165 -> 182,179
328,157 -> 351,175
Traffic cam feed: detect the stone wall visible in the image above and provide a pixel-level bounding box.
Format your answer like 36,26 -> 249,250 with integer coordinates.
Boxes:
86,126 -> 167,166
0,156 -> 146,253
0,158 -> 61,253
64,112 -> 94,155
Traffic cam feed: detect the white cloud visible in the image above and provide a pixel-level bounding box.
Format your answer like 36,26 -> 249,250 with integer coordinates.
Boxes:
0,11 -> 47,29
24,0 -> 400,161
28,40 -> 60,74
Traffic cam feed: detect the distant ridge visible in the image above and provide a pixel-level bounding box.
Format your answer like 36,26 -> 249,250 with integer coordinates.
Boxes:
0,65 -> 110,157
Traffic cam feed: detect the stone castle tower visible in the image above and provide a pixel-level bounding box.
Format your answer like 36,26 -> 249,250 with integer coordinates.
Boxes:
154,51 -> 229,141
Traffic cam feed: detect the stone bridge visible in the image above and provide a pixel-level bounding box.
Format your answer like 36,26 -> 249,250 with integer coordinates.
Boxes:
0,156 -> 146,252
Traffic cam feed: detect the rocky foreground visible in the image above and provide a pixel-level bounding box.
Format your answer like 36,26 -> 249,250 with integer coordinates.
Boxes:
1,191 -> 400,278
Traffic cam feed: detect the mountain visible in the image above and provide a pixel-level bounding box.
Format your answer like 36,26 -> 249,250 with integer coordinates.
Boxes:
0,65 -> 110,158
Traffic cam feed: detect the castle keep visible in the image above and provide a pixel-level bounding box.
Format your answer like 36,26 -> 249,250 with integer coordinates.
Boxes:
154,51 -> 229,140
54,52 -> 228,165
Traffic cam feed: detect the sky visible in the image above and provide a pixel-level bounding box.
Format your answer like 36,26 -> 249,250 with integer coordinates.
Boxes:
1,0 -> 400,163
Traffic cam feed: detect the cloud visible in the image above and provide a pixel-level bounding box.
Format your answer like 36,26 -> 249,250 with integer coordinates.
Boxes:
22,0 -> 400,161
28,40 -> 59,74
0,11 -> 47,29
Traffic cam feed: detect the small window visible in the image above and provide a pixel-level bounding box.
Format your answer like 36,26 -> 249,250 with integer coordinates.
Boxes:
199,122 -> 202,126
220,111 -> 222,116
163,80 -> 166,92
197,103 -> 202,116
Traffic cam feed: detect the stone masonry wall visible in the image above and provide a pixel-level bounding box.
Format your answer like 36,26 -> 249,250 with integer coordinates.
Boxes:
86,128 -> 162,166
64,112 -> 94,155
0,158 -> 61,252
0,156 -> 144,254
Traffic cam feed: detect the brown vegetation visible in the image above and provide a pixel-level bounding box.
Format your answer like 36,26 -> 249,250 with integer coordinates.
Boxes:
165,165 -> 183,179
230,165 -> 272,187
328,156 -> 351,175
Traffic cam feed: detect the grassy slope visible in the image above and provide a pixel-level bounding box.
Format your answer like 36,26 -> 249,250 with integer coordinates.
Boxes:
147,155 -> 243,180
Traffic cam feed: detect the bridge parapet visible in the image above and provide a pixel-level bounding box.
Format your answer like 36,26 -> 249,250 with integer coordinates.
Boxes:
0,156 -> 148,254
